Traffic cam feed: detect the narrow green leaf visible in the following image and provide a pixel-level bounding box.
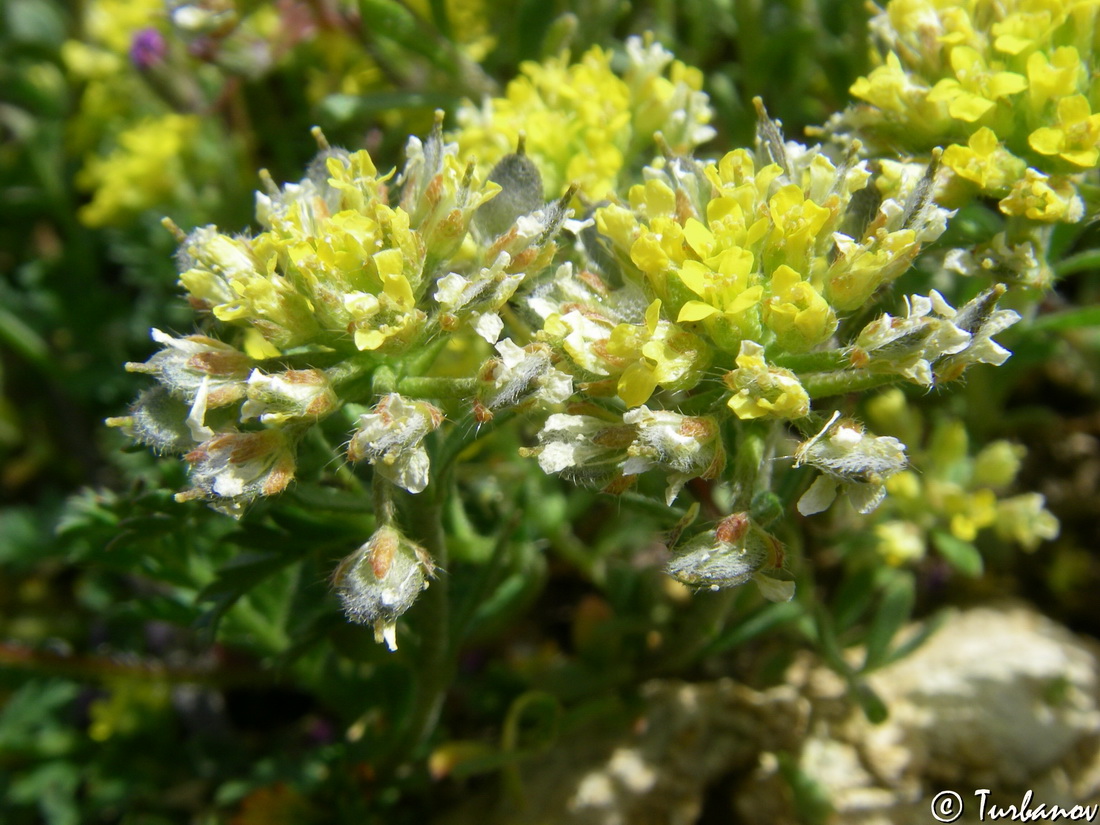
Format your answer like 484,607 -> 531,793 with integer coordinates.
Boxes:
851,679 -> 889,723
831,565 -> 877,634
862,571 -> 915,671
881,608 -> 949,668
1027,305 -> 1100,332
707,600 -> 802,654
932,531 -> 984,578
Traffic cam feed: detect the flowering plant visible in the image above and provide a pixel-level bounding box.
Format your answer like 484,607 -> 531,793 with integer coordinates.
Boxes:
4,1 -> 1092,822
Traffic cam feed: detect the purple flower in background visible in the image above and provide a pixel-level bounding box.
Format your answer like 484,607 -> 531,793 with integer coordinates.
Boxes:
131,27 -> 167,69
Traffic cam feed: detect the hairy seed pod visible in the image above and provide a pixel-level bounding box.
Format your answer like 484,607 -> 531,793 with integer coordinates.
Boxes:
475,135 -> 544,238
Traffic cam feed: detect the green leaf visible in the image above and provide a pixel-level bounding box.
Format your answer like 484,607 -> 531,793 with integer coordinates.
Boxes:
197,551 -> 298,603
851,679 -> 889,723
831,565 -> 877,634
0,304 -> 49,366
862,571 -> 915,671
1027,305 -> 1100,332
707,600 -> 802,654
932,531 -> 984,577
880,608 -> 949,668
777,751 -> 835,825
9,760 -> 81,825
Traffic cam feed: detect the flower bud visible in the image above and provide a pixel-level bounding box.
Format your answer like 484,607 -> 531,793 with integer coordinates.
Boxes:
724,340 -> 810,420
795,413 -> 907,515
176,429 -> 297,517
240,369 -> 338,424
126,328 -> 252,407
348,394 -> 443,494
333,526 -> 435,651
667,513 -> 791,600
972,440 -> 1025,489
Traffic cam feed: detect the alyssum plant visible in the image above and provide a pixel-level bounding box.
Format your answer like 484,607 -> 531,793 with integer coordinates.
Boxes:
110,8 -> 1075,655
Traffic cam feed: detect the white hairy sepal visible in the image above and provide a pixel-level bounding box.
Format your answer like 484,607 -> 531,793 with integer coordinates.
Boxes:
333,526 -> 434,652
795,413 -> 906,516
347,394 -> 443,494
666,514 -> 789,600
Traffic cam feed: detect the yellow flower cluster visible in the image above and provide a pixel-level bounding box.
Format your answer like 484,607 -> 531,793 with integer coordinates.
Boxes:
866,389 -> 1059,565
830,0 -> 1099,222
177,139 -> 498,355
587,117 -> 950,414
76,114 -> 201,228
61,0 -> 165,159
454,37 -> 714,202
405,0 -> 496,61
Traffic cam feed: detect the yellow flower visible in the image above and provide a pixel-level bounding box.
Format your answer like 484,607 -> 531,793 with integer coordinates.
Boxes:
995,493 -> 1060,551
85,0 -> 163,55
180,146 -> 435,353
851,52 -> 914,115
829,0 -> 1100,222
926,46 -> 1028,123
1028,94 -> 1100,167
875,521 -> 926,566
455,39 -> 713,202
947,487 -> 997,541
675,233 -> 764,353
885,469 -> 922,502
606,300 -> 709,407
1026,47 -> 1083,110
942,127 -> 1027,193
76,114 -> 200,227
761,264 -> 837,352
723,340 -> 809,420
999,168 -> 1084,221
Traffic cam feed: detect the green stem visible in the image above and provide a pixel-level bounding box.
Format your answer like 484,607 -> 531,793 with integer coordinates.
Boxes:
802,369 -> 900,399
648,589 -> 739,676
732,420 -> 767,510
325,351 -> 380,389
772,348 -> 851,373
396,376 -> 477,398
395,495 -> 451,760
373,473 -> 397,525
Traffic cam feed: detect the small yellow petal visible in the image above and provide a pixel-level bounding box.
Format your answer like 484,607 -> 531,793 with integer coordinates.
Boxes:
949,93 -> 995,122
678,301 -> 719,322
678,260 -> 712,298
1029,127 -> 1064,156
618,361 -> 658,407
